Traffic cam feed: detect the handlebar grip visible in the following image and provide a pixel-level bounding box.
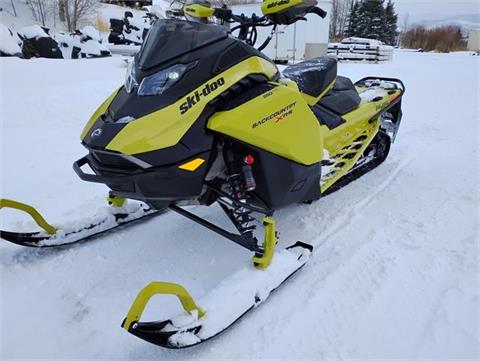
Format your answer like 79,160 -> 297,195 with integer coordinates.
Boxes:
213,8 -> 233,20
309,7 -> 327,18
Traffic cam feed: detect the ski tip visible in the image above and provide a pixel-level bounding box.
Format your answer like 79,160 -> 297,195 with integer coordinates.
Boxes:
286,241 -> 314,253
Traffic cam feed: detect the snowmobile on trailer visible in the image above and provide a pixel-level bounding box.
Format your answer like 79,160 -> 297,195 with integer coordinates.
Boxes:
0,0 -> 404,349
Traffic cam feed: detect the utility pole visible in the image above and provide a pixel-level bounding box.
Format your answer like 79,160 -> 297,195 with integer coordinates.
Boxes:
292,22 -> 297,62
53,0 -> 56,27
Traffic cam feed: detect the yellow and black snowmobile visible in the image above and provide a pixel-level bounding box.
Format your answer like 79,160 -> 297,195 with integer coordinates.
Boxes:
1,0 -> 404,349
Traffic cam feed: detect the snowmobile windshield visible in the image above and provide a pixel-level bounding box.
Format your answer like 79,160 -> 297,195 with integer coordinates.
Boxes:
136,19 -> 228,70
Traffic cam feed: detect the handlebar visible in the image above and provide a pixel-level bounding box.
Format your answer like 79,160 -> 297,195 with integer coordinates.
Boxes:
214,6 -> 327,25
308,7 -> 327,19
179,4 -> 327,50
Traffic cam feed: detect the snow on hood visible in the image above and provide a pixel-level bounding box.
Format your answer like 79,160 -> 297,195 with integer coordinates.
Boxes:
0,23 -> 22,55
80,26 -> 102,42
19,25 -> 49,39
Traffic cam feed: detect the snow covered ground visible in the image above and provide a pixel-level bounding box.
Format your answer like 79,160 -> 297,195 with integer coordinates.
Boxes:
0,0 -> 153,31
0,51 -> 479,359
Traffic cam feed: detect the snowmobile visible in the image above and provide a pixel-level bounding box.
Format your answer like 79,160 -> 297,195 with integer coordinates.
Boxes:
0,0 -> 404,349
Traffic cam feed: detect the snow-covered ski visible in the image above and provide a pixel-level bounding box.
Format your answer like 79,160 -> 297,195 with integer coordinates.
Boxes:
0,199 -> 160,247
121,242 -> 312,348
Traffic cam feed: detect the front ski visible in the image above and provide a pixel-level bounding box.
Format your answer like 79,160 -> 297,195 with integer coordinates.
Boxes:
0,198 -> 160,247
121,242 -> 312,348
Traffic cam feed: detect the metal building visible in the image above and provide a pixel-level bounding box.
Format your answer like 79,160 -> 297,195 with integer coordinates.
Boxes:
467,29 -> 480,52
231,1 -> 332,62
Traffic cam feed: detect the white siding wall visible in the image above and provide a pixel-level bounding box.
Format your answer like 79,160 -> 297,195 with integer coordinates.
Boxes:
231,1 -> 332,61
467,29 -> 480,52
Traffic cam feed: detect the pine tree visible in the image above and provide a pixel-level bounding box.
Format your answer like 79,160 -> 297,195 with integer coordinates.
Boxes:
352,1 -> 367,38
345,1 -> 359,37
350,0 -> 387,41
384,0 -> 398,45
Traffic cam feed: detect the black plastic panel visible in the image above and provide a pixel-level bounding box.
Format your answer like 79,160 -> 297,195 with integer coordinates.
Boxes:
242,144 -> 321,209
311,104 -> 346,130
137,19 -> 228,70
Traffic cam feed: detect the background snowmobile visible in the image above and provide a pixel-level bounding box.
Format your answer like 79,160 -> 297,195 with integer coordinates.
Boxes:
108,10 -> 156,45
1,0 -> 404,349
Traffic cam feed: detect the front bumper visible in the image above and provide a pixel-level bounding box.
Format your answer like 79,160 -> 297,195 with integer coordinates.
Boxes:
73,150 -> 210,206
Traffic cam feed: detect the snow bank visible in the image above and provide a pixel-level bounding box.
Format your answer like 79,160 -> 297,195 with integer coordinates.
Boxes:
0,23 -> 22,56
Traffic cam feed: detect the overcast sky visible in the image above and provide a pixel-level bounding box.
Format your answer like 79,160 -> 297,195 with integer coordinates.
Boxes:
392,0 -> 480,24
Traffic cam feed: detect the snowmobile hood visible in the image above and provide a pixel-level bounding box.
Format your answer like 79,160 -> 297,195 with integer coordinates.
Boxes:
81,56 -> 278,155
136,19 -> 228,71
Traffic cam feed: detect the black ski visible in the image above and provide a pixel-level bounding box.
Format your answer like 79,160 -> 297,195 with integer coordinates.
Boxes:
121,242 -> 313,349
1,206 -> 161,248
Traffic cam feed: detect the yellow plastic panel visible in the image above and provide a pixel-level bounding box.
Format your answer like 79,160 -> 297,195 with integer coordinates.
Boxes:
207,84 -> 322,165
179,158 -> 205,171
184,4 -> 215,18
261,0 -> 303,15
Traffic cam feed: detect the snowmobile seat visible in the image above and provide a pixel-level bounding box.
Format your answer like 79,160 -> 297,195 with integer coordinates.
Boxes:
318,76 -> 361,115
282,57 -> 337,102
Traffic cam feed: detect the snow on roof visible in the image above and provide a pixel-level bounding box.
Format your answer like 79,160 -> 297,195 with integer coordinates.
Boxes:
0,23 -> 22,55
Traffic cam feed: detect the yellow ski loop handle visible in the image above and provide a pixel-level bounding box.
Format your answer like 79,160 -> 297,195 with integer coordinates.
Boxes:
253,217 -> 278,270
122,282 -> 206,331
0,198 -> 57,235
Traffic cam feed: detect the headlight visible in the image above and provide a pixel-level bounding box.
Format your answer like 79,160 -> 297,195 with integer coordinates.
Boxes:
137,61 -> 197,96
125,59 -> 137,94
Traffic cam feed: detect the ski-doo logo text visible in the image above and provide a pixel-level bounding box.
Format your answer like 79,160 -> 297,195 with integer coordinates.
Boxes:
267,0 -> 290,8
252,102 -> 296,129
179,78 -> 225,114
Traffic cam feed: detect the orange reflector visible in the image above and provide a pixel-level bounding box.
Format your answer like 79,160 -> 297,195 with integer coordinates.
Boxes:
179,158 -> 205,171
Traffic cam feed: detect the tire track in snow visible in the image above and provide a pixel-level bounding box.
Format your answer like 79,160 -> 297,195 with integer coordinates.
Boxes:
309,157 -> 411,251
237,158 -> 413,356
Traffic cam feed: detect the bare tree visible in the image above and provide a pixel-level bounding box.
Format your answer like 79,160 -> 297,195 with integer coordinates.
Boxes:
10,0 -> 17,17
59,0 -> 67,22
62,0 -> 99,31
26,0 -> 48,26
401,12 -> 410,32
330,0 -> 353,40
399,12 -> 410,46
